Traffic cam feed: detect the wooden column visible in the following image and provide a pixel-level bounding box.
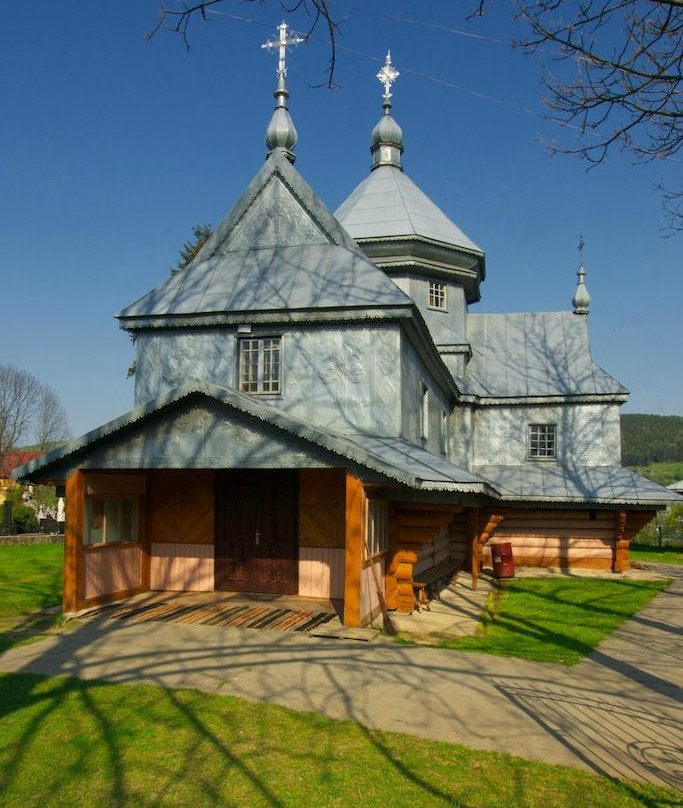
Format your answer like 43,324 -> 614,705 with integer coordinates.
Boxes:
614,510 -> 629,573
343,472 -> 364,627
384,503 -> 399,611
63,470 -> 86,614
467,508 -> 479,590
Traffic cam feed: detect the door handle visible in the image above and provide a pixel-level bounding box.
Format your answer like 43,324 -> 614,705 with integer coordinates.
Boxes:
255,530 -> 261,546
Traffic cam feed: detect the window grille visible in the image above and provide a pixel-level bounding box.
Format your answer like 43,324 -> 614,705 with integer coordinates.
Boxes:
528,424 -> 557,459
239,337 -> 281,394
428,281 -> 447,310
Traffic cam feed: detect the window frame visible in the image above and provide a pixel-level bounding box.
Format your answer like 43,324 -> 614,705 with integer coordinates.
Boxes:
527,423 -> 557,460
427,281 -> 447,312
365,499 -> 389,560
84,495 -> 138,547
420,383 -> 429,442
238,335 -> 282,395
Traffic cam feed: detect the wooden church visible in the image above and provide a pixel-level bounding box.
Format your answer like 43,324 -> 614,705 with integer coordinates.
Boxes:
14,34 -> 678,625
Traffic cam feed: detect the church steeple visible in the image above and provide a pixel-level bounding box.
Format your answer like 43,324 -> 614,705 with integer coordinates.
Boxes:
572,236 -> 591,315
371,52 -> 404,171
262,22 -> 304,163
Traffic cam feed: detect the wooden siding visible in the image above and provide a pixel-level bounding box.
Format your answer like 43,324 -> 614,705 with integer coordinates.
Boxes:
147,470 -> 214,545
360,557 -> 385,625
298,547 -> 344,599
150,542 -> 214,591
343,473 -> 365,627
485,510 -> 616,570
84,544 -> 143,600
299,469 -> 345,548
85,473 -> 146,496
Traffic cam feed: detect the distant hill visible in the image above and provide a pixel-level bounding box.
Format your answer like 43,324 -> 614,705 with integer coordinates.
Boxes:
621,414 -> 683,467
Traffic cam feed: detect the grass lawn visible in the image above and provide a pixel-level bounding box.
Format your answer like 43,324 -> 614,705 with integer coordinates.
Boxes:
440,577 -> 670,665
0,672 -> 679,808
0,544 -> 64,653
630,544 -> 683,565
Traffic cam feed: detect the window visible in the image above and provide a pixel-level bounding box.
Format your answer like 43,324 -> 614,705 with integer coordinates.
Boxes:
239,337 -> 281,394
428,281 -> 447,311
421,383 -> 429,441
366,500 -> 388,557
440,411 -> 448,456
528,424 -> 557,459
84,497 -> 136,546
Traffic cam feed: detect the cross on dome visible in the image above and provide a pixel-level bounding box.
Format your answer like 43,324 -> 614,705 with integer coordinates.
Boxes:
261,21 -> 306,79
377,51 -> 399,102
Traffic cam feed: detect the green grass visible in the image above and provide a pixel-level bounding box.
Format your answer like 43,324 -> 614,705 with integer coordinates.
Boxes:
440,578 -> 670,666
0,544 -> 64,652
0,673 -> 678,808
626,461 -> 683,487
630,544 -> 683,565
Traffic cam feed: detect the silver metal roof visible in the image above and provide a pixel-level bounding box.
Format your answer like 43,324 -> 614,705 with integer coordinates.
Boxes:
667,480 -> 683,493
335,165 -> 482,253
13,382 -> 494,495
474,463 -> 681,505
118,150 -> 411,323
464,312 -> 628,399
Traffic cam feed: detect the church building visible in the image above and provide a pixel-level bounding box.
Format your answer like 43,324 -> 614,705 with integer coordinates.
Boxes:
14,32 -> 678,625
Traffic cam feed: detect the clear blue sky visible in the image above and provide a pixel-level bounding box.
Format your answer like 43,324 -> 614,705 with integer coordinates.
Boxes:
2,1 -> 681,439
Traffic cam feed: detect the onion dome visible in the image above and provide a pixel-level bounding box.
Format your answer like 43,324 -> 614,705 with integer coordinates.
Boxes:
572,237 -> 591,315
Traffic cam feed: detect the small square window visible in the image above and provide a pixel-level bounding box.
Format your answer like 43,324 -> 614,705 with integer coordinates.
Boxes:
528,424 -> 557,459
428,281 -> 447,311
239,337 -> 281,394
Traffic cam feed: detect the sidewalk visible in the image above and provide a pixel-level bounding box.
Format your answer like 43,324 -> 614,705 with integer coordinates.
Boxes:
1,564 -> 681,790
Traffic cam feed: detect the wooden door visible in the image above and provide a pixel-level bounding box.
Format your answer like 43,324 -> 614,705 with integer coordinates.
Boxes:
215,470 -> 298,594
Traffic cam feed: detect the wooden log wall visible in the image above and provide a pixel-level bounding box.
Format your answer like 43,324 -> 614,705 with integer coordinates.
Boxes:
413,531 -> 450,577
385,504 -> 461,613
481,509 -> 657,572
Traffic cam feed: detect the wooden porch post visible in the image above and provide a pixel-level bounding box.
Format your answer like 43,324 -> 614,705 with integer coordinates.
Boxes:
343,472 -> 364,627
63,470 -> 86,614
468,508 -> 479,591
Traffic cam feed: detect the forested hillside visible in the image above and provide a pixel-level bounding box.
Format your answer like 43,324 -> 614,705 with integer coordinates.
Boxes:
621,414 -> 683,466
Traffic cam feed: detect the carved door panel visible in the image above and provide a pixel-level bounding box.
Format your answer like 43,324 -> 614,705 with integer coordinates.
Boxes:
215,470 -> 298,594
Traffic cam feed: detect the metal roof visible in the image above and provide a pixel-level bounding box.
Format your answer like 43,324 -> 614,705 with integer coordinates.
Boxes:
464,312 -> 628,399
118,150 -> 411,323
12,383 -> 495,495
335,165 -> 482,253
474,463 -> 681,505
667,480 -> 683,493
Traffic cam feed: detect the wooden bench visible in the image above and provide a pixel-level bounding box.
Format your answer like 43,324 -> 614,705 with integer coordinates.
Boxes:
412,559 -> 463,611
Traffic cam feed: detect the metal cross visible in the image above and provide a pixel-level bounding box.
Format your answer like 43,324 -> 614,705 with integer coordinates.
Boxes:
377,51 -> 399,101
261,21 -> 306,78
578,234 -> 585,264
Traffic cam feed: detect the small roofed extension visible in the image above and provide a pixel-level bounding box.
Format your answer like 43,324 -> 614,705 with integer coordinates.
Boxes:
13,45 -> 677,624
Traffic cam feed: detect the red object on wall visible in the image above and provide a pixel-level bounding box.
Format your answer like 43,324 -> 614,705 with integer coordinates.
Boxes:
491,542 -> 515,578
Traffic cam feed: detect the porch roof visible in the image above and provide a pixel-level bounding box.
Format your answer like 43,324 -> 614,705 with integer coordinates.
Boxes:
474,463 -> 680,506
12,383 -> 496,496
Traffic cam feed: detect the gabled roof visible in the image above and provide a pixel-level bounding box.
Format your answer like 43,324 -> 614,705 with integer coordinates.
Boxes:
118,151 -> 411,325
474,463 -> 681,505
12,383 -> 496,495
464,311 -> 628,400
335,165 -> 482,253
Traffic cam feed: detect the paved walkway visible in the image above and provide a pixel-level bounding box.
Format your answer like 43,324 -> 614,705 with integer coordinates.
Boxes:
1,564 -> 681,791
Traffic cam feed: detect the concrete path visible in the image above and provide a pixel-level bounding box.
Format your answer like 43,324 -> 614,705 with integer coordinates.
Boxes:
1,564 -> 681,791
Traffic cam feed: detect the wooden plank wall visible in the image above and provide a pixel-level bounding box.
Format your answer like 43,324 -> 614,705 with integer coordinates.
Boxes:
84,545 -> 143,600
448,512 -> 469,569
147,470 -> 214,544
150,542 -> 214,591
484,510 -> 616,570
360,557 -> 385,624
299,547 -> 345,599
299,469 -> 345,548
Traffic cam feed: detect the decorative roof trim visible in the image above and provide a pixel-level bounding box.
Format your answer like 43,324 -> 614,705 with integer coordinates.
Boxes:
471,394 -> 630,406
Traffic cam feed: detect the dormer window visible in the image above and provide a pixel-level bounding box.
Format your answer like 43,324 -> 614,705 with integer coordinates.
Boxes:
428,281 -> 447,311
239,337 -> 281,394
528,424 -> 557,459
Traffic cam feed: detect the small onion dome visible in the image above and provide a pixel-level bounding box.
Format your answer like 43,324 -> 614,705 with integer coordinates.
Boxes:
572,265 -> 591,315
266,76 -> 297,162
371,101 -> 404,171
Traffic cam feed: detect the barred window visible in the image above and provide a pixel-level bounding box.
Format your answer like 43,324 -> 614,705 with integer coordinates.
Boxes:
366,500 -> 388,557
428,281 -> 447,311
239,337 -> 281,394
528,424 -> 557,459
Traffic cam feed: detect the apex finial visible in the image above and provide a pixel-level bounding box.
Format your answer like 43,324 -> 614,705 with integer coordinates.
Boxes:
262,22 -> 305,162
377,51 -> 400,105
371,51 -> 404,171
572,235 -> 591,315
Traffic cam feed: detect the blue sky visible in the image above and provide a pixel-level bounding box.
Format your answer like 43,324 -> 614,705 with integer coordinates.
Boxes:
2,1 -> 681,438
